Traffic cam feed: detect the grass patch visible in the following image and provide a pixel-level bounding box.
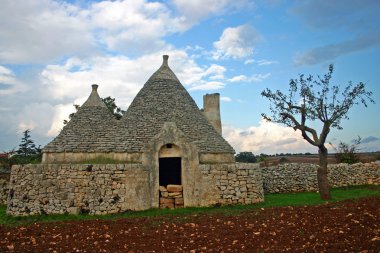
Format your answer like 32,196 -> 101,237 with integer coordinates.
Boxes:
1,185 -> 379,226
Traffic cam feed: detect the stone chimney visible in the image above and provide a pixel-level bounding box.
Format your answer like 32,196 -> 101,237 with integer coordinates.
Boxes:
162,55 -> 169,66
203,93 -> 222,135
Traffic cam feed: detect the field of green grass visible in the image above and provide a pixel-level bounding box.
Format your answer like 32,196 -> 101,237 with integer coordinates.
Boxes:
1,185 -> 379,227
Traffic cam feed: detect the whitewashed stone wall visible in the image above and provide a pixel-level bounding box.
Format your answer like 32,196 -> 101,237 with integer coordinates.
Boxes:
262,162 -> 380,193
199,163 -> 263,205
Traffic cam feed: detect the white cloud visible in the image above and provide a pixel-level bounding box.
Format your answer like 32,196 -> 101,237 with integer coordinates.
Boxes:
293,34 -> 380,66
0,0 -> 94,64
213,24 -> 262,59
244,59 -> 255,64
290,0 -> 380,31
228,73 -> 270,83
47,103 -> 79,137
40,50 -> 206,101
204,64 -> 226,80
172,0 -> 252,29
257,59 -> 279,66
89,0 -> 179,54
3,0 -> 246,64
0,66 -> 28,95
228,75 -> 247,82
223,119 -> 318,154
359,138 -> 380,152
188,81 -> 225,91
221,96 -> 232,102
249,73 -> 271,82
290,1 -> 380,66
14,103 -> 56,136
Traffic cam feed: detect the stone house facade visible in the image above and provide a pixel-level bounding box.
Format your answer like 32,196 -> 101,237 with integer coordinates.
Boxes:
7,55 -> 263,215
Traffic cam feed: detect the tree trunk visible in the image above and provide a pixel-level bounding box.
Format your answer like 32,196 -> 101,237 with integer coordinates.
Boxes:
317,145 -> 331,200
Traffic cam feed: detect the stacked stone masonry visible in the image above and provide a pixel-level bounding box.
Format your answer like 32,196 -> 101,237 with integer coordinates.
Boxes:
7,164 -> 150,216
199,163 -> 264,205
159,185 -> 184,209
5,162 -> 379,215
0,178 -> 9,204
7,163 -> 263,216
262,162 -> 380,193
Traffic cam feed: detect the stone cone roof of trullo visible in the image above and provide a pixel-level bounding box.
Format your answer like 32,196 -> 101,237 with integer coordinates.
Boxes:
43,84 -> 123,153
43,56 -> 235,154
120,55 -> 235,153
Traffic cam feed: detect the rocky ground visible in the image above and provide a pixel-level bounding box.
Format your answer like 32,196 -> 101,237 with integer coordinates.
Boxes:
1,196 -> 379,253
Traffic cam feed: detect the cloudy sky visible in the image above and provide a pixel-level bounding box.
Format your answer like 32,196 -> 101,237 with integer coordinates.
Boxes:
0,0 -> 379,154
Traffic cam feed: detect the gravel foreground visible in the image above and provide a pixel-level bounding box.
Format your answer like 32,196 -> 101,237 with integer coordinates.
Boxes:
1,196 -> 379,253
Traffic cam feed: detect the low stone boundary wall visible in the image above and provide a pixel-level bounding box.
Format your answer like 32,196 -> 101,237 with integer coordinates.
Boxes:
7,163 -> 264,216
262,162 -> 380,193
5,162 -> 379,215
199,163 -> 263,204
7,164 -> 150,216
0,178 -> 9,204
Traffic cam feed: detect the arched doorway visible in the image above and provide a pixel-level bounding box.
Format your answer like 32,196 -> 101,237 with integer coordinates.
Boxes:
158,143 -> 183,208
159,157 -> 181,186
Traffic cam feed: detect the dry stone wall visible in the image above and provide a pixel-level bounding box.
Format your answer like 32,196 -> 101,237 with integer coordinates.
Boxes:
6,162 -> 379,216
0,178 -> 9,204
7,164 -> 150,216
199,163 -> 263,205
262,162 -> 380,193
7,163 -> 264,216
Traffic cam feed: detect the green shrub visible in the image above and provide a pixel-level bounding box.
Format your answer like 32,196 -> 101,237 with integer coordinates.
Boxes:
9,154 -> 42,165
235,152 -> 257,163
279,157 -> 289,164
333,137 -> 361,164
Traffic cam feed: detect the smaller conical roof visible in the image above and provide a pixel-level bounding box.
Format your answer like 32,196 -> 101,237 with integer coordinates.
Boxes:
43,85 -> 121,153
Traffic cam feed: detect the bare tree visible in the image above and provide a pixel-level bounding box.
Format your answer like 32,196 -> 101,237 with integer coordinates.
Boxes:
261,65 -> 374,200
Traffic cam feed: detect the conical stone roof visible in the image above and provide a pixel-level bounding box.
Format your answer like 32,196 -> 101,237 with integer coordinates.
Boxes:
43,84 -> 122,153
121,55 -> 235,154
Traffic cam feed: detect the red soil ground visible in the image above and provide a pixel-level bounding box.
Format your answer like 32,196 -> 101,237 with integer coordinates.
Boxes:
1,196 -> 379,252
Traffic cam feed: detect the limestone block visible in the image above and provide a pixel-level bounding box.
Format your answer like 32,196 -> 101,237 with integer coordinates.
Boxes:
67,207 -> 80,215
175,198 -> 184,205
160,203 -> 174,209
167,184 -> 182,192
159,198 -> 174,204
227,173 -> 237,179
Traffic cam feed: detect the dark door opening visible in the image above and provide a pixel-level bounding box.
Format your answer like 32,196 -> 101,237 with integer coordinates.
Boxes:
159,157 -> 181,186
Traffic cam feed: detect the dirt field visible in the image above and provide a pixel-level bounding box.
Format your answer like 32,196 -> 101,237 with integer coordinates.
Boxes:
1,196 -> 379,252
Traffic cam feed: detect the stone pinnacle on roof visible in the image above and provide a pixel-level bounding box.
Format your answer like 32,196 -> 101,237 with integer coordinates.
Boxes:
82,84 -> 107,108
147,55 -> 179,82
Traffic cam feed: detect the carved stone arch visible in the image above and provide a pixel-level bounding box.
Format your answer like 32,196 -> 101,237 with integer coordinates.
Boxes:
159,143 -> 182,158
142,122 -> 202,208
